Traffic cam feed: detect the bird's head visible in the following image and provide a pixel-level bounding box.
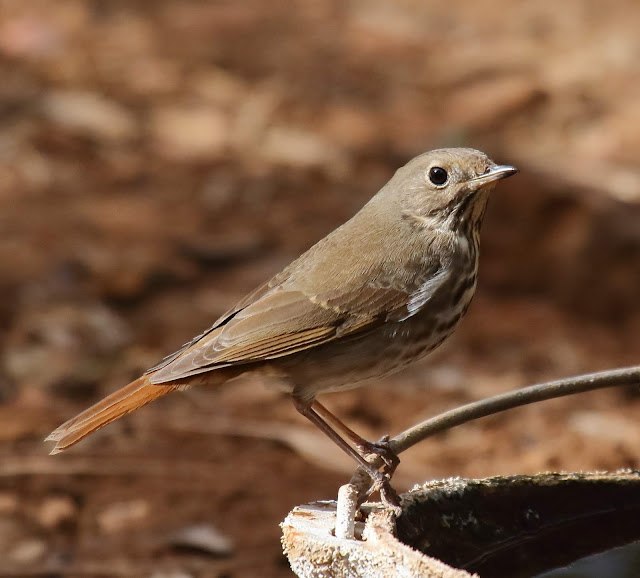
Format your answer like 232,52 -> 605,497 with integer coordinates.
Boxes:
395,148 -> 517,231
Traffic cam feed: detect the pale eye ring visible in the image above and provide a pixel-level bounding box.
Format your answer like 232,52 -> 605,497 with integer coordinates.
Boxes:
428,166 -> 448,186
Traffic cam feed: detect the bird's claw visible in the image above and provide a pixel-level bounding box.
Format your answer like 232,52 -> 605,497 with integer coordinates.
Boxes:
366,469 -> 402,513
357,435 -> 400,477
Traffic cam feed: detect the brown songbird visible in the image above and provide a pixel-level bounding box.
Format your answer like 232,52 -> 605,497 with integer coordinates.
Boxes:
47,148 -> 517,505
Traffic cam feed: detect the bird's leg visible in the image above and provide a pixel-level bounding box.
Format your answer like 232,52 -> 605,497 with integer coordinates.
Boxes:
292,397 -> 401,509
312,400 -> 400,477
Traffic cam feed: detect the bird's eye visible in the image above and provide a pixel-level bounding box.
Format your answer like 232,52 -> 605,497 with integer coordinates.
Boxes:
428,166 -> 448,186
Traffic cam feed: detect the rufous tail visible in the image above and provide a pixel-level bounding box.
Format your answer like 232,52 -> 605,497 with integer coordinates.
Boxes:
45,375 -> 181,455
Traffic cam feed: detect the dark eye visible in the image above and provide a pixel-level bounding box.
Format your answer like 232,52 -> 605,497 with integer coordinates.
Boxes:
429,166 -> 448,186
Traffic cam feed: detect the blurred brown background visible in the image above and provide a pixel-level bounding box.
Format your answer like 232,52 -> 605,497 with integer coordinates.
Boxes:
0,1 -> 639,577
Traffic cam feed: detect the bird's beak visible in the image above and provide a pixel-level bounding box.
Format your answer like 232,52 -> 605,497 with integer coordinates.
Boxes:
469,164 -> 518,188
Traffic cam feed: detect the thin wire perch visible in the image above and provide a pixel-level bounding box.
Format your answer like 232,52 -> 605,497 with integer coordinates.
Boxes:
390,365 -> 640,455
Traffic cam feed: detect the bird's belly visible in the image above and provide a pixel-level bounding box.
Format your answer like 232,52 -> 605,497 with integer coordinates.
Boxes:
274,305 -> 466,396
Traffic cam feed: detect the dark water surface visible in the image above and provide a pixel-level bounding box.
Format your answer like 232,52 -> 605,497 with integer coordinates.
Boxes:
539,541 -> 640,578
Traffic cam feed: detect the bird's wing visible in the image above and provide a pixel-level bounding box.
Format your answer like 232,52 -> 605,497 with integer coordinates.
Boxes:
148,266 -> 448,384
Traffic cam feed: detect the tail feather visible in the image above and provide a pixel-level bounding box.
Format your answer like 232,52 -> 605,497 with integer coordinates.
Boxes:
46,376 -> 181,454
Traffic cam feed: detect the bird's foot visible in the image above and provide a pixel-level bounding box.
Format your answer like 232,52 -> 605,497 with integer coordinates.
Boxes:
356,435 -> 400,477
379,480 -> 402,513
366,469 -> 402,513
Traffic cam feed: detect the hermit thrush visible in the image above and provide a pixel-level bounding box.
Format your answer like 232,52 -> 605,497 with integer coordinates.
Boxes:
47,148 -> 517,506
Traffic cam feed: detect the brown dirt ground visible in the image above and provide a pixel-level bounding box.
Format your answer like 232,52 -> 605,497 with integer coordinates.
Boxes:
0,1 -> 639,577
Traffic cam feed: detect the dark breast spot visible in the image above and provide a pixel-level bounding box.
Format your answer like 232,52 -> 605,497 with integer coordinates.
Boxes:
435,314 -> 462,334
449,273 -> 476,307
